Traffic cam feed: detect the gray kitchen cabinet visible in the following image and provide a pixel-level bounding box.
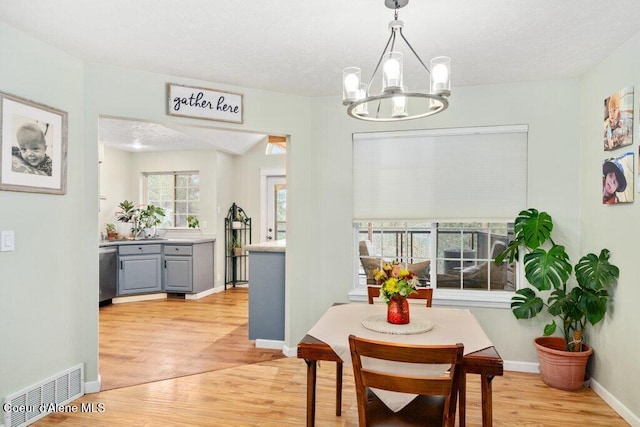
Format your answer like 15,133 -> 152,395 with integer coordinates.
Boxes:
163,242 -> 214,294
164,245 -> 193,292
117,244 -> 163,295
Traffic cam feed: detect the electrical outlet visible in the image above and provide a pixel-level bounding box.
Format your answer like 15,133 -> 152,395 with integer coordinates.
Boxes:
202,221 -> 208,229
1,230 -> 15,252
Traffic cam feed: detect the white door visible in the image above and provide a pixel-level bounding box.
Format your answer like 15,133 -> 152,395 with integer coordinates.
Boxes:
266,176 -> 286,241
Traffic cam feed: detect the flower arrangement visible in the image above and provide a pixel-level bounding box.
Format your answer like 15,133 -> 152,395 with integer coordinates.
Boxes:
373,262 -> 419,304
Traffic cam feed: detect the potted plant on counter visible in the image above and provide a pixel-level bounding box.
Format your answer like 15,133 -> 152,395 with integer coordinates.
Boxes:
495,208 -> 619,390
137,205 -> 166,238
115,200 -> 136,237
105,223 -> 117,240
187,215 -> 200,229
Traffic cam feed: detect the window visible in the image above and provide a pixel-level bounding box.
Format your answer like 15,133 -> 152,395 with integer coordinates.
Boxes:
265,135 -> 286,155
352,125 -> 527,307
356,221 -> 516,291
144,171 -> 199,227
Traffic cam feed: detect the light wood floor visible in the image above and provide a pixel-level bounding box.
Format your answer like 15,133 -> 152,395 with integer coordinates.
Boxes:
33,288 -> 628,426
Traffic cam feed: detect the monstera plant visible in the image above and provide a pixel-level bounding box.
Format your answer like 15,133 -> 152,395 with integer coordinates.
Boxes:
495,208 -> 619,352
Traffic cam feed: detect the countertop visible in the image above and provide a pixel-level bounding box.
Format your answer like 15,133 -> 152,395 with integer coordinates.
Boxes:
99,237 -> 215,247
244,239 -> 286,253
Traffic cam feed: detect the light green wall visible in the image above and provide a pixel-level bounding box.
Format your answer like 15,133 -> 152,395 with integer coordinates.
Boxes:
0,22 -> 91,411
580,30 -> 640,417
294,79 -> 583,364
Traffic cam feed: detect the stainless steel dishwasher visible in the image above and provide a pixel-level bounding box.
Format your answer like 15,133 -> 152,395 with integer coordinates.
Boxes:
99,246 -> 117,305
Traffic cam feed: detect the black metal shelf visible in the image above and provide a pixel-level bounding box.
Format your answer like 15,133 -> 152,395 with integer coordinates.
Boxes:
224,203 -> 251,289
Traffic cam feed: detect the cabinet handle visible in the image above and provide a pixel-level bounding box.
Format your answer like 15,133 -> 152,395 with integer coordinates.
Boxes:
120,261 -> 123,270
164,260 -> 167,268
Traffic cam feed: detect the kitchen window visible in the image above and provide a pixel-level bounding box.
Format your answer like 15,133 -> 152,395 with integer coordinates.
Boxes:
143,171 -> 199,227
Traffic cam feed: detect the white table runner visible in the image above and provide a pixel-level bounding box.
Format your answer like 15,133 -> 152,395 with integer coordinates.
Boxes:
307,303 -> 493,412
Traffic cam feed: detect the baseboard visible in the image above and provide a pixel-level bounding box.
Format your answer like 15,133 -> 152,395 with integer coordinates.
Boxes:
185,287 -> 219,299
282,344 -> 298,357
112,293 -> 167,304
504,361 -> 638,425
84,375 -> 101,393
590,378 -> 640,426
255,339 -> 284,350
504,360 -> 539,373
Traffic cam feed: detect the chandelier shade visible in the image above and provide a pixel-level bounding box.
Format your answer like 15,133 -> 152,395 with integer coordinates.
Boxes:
342,0 -> 451,122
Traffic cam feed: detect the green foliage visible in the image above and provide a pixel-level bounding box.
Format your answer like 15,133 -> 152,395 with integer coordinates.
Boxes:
187,215 -> 200,229
138,205 -> 166,228
116,200 -> 136,223
496,208 -> 619,350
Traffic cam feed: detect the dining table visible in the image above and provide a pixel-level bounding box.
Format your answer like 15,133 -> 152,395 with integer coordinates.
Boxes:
297,303 -> 503,427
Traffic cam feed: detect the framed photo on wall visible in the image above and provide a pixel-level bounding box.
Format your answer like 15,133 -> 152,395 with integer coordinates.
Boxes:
603,152 -> 634,204
603,86 -> 634,151
0,91 -> 68,194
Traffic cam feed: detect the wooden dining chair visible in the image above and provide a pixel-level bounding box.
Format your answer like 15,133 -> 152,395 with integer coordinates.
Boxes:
367,285 -> 433,307
348,335 -> 464,427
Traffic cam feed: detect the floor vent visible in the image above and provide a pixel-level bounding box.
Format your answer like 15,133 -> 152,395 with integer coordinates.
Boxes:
3,364 -> 84,427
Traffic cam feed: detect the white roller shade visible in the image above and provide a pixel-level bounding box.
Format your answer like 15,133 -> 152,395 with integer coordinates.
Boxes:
353,125 -> 528,220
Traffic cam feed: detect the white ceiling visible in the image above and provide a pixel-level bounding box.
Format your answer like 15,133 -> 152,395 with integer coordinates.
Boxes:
98,117 -> 267,155
2,0 -> 640,151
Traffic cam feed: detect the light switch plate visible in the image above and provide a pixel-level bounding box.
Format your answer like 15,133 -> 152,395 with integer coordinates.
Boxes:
1,230 -> 15,251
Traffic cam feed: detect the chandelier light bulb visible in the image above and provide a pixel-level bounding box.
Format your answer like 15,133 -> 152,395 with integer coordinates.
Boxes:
342,67 -> 362,103
392,90 -> 407,118
432,64 -> 448,84
344,74 -> 359,92
383,59 -> 400,80
430,56 -> 451,95
382,52 -> 403,93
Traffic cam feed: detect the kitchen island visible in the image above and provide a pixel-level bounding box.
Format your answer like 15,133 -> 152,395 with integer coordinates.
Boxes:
244,240 -> 285,347
99,237 -> 215,299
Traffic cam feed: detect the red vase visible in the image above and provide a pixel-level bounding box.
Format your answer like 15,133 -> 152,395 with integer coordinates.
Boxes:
387,296 -> 410,324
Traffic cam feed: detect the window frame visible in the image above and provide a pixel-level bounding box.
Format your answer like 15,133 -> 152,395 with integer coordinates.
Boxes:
351,220 -> 519,309
142,171 -> 200,228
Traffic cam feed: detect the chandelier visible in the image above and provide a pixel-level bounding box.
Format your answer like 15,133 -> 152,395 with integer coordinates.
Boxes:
342,0 -> 451,122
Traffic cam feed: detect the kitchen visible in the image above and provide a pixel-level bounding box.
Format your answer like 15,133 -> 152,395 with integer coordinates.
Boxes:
94,113 -> 287,390
97,116 -> 286,303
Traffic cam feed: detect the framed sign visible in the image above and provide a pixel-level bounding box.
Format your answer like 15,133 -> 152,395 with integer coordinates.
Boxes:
167,83 -> 244,124
0,91 -> 68,195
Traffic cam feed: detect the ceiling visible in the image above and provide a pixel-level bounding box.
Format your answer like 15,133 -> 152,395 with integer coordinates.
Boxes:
2,1 -> 640,152
98,117 -> 267,155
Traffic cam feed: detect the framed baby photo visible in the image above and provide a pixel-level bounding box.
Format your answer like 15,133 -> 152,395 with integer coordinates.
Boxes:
602,152 -> 634,205
0,91 -> 68,195
603,86 -> 634,151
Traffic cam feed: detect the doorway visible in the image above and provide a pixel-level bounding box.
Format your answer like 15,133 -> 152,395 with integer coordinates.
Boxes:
265,175 -> 286,241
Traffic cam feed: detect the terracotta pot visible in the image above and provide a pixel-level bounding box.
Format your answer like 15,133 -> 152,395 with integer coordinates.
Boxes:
533,336 -> 593,391
387,296 -> 410,324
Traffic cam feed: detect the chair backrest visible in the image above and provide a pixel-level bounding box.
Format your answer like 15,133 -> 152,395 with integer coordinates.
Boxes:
367,286 -> 433,307
349,335 -> 464,427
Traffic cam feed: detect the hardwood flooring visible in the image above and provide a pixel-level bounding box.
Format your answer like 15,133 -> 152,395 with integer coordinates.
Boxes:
33,288 -> 628,426
98,287 -> 285,390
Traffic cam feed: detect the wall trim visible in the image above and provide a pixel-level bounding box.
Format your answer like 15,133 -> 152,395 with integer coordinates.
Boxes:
504,360 -> 538,373
255,339 -> 284,350
590,378 -> 640,426
84,375 -> 101,394
282,344 -> 298,357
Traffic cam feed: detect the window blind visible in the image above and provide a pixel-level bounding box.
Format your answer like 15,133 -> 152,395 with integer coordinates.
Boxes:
353,125 -> 528,220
